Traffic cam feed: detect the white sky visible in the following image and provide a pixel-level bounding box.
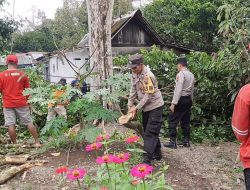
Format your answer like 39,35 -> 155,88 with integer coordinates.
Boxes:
1,0 -> 153,20
132,0 -> 152,8
1,0 -> 63,19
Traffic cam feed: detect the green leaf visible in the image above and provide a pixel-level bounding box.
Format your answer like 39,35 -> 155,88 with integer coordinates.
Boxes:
126,148 -> 146,153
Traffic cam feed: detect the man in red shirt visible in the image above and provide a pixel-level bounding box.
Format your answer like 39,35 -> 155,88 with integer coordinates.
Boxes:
232,84 -> 250,189
0,55 -> 41,147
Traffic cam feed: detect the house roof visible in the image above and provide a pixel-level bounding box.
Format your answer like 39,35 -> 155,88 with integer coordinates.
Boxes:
77,9 -> 165,48
0,52 -> 48,66
77,9 -> 195,53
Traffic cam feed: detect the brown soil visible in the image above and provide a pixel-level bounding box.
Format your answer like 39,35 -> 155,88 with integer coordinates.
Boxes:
164,141 -> 244,190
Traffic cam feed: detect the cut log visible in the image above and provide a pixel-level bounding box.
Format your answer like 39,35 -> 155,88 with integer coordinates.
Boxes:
5,155 -> 29,164
118,114 -> 144,137
0,154 -> 48,166
122,121 -> 144,137
0,163 -> 32,185
118,113 -> 133,125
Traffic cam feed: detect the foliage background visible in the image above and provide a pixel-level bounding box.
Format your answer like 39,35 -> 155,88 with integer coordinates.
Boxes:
11,0 -> 133,52
1,0 -> 250,144
114,46 -> 239,143
143,0 -> 223,52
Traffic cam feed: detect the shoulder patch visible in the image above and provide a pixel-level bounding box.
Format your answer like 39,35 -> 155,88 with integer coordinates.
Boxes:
143,75 -> 155,94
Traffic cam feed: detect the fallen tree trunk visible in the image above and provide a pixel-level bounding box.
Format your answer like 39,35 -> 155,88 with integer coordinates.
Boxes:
0,154 -> 48,167
122,121 -> 144,137
0,163 -> 32,185
5,155 -> 29,165
118,113 -> 144,137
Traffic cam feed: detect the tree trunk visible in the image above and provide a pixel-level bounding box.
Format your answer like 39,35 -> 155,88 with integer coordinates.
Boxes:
86,0 -> 114,91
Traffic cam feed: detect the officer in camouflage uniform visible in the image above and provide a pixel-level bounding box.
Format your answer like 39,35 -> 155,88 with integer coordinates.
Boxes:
164,57 -> 195,149
127,53 -> 164,165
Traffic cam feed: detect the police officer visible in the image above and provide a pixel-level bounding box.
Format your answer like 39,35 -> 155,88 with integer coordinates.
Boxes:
164,57 -> 195,148
127,53 -> 164,165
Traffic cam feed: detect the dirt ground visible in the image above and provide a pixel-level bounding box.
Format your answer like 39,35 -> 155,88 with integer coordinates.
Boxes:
164,141 -> 244,190
0,141 -> 244,190
0,124 -> 245,190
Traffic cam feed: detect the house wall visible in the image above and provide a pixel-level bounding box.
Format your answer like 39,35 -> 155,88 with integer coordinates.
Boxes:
48,48 -> 91,84
112,46 -> 151,56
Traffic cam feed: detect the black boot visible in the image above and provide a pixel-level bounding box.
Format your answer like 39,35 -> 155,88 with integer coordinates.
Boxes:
164,138 -> 177,149
142,153 -> 153,165
153,149 -> 162,161
183,137 -> 190,147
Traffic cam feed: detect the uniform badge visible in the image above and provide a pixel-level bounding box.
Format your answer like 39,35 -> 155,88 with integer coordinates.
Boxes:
143,75 -> 155,94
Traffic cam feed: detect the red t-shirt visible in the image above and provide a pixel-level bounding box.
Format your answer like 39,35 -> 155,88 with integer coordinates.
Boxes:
0,69 -> 30,108
232,84 -> 250,168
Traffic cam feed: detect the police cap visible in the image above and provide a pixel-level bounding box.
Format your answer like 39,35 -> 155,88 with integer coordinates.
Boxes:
177,57 -> 187,66
127,53 -> 144,68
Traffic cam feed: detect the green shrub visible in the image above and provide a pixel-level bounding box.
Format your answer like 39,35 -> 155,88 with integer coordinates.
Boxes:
113,46 -> 238,142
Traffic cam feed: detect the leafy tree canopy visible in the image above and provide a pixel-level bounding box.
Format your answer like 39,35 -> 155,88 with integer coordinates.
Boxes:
113,0 -> 133,18
0,0 -> 17,54
13,0 -> 88,52
13,19 -> 56,52
143,0 -> 224,52
12,0 -> 134,52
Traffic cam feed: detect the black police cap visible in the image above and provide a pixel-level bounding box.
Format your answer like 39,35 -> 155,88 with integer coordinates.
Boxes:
177,57 -> 187,66
127,53 -> 144,68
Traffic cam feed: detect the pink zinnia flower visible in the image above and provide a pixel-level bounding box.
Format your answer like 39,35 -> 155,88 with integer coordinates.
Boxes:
96,154 -> 114,164
130,164 -> 153,179
96,134 -> 110,142
113,153 -> 130,164
66,168 -> 87,180
85,142 -> 102,152
125,135 -> 140,144
55,166 -> 68,174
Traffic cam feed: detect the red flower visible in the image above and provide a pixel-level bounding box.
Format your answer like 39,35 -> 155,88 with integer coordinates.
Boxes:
130,164 -> 153,179
125,135 -> 140,144
96,154 -> 114,165
66,168 -> 87,180
96,134 -> 110,142
55,166 -> 68,174
113,153 -> 130,164
86,142 -> 102,152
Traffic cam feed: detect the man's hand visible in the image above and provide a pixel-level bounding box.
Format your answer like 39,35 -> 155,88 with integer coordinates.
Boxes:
128,106 -> 137,119
170,104 -> 175,112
